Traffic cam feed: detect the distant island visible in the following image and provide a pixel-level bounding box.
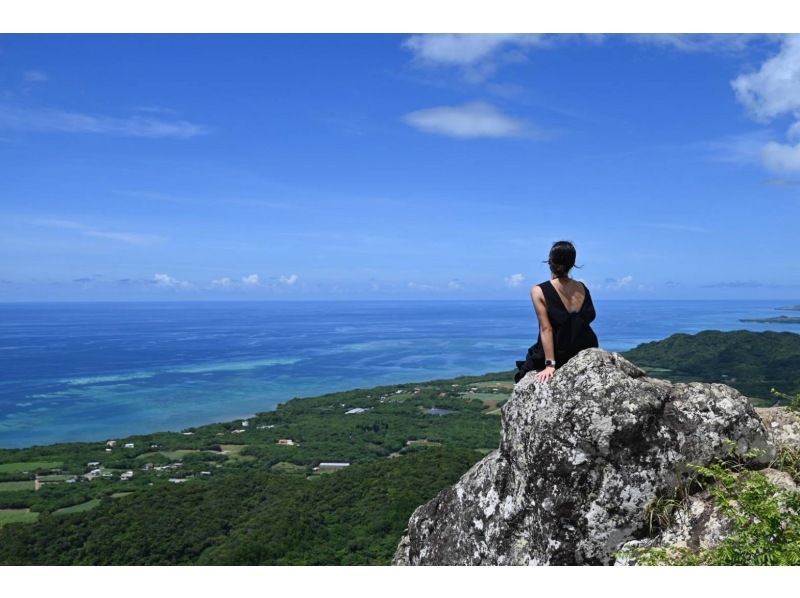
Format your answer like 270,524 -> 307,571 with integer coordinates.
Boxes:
739,315 -> 800,323
0,329 -> 798,565
776,305 -> 800,311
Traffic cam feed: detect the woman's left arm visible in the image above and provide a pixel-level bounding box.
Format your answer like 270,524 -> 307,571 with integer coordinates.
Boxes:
530,285 -> 556,383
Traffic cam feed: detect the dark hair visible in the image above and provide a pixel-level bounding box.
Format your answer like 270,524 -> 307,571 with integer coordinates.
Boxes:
541,240 -> 582,277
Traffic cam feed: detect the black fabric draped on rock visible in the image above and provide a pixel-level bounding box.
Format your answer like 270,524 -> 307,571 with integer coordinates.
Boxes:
514,280 -> 599,383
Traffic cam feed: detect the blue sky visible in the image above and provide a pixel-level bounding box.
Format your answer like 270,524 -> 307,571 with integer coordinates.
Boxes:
1,33 -> 799,301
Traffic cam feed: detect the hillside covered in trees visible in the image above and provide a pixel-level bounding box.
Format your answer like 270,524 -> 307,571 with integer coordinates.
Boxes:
0,329 -> 797,564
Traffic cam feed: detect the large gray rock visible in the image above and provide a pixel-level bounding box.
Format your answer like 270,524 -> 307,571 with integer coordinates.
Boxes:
393,348 -> 773,565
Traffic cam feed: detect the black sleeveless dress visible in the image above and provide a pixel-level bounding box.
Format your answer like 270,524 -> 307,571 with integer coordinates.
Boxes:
514,280 -> 599,383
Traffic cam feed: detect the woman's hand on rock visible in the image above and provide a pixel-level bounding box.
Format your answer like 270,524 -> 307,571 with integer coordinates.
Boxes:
536,366 -> 555,383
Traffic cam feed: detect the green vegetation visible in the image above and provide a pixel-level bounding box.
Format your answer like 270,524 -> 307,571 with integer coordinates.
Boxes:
626,447 -> 800,565
0,370 -> 510,565
0,448 -> 479,565
0,329 -> 797,564
771,387 -> 800,413
621,330 -> 800,405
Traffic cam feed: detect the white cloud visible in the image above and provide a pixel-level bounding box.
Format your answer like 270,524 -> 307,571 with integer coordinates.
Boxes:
33,218 -> 165,246
730,35 -> 800,172
631,34 -> 768,54
23,70 -> 48,83
403,101 -> 536,139
732,35 -> 800,122
279,274 -> 299,286
241,274 -> 260,286
761,141 -> 800,172
0,105 -> 209,138
408,281 -> 437,291
505,273 -> 525,288
602,275 -> 634,290
211,277 -> 232,287
153,273 -> 190,288
447,278 -> 463,290
403,34 -> 546,67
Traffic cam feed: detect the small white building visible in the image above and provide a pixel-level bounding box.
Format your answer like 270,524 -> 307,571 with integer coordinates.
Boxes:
314,462 -> 350,471
84,468 -> 102,480
106,440 -> 117,447
241,420 -> 249,427
276,438 -> 296,446
123,443 -> 135,449
87,461 -> 100,467
120,471 -> 134,481
345,407 -> 368,415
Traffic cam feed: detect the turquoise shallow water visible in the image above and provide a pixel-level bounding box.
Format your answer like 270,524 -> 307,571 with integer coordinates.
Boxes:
0,299 -> 797,448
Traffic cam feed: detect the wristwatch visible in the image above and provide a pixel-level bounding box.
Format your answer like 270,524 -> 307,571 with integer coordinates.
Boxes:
544,359 -> 556,368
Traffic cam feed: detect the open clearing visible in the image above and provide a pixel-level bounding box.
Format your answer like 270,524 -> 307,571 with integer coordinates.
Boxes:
219,444 -> 255,462
0,509 -> 39,527
270,462 -> 306,474
0,461 -> 61,474
0,480 -> 35,492
54,499 -> 102,515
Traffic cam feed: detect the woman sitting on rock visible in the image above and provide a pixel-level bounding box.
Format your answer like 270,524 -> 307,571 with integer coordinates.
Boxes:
514,240 -> 599,384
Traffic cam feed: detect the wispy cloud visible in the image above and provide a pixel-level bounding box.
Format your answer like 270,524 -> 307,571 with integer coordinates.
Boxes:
279,274 -> 299,286
698,130 -> 773,165
600,275 -> 634,290
630,34 -> 771,54
211,277 -> 232,287
504,273 -> 525,288
407,281 -> 438,291
153,273 -> 190,288
403,101 -> 540,139
23,70 -> 48,84
639,221 -> 710,233
401,34 -> 604,83
701,280 -> 773,288
241,274 -> 260,286
403,34 -> 547,73
33,218 -> 166,246
0,105 -> 209,138
447,278 -> 463,290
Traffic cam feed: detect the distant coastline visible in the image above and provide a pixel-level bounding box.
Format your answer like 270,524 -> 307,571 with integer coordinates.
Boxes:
740,315 -> 800,323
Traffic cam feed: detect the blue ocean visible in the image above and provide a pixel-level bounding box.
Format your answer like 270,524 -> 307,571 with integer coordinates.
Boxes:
1,300 -> 797,448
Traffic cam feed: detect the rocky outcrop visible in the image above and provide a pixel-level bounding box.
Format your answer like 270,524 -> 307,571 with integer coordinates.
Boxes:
393,348 -> 774,566
614,467 -> 799,565
755,407 -> 800,451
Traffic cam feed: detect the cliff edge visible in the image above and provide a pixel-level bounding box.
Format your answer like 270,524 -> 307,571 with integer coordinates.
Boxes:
392,348 -> 776,565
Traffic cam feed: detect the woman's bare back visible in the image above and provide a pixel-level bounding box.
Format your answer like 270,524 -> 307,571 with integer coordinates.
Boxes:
548,278 -> 586,313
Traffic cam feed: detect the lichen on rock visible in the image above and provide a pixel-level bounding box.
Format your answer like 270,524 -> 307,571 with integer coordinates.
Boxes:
393,348 -> 774,566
